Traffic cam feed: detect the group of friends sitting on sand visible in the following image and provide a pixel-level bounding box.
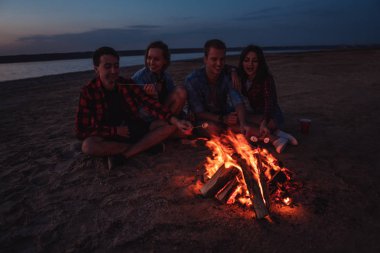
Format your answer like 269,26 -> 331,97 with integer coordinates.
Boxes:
75,39 -> 298,170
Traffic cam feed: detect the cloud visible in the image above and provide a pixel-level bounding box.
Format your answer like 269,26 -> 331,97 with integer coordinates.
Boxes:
234,7 -> 283,21
124,25 -> 161,29
0,27 -> 163,55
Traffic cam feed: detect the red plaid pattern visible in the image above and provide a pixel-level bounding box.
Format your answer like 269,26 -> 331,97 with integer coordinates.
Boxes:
75,77 -> 172,139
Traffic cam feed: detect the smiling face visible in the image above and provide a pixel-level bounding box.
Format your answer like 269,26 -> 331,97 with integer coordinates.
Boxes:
242,51 -> 259,80
204,47 -> 225,80
146,48 -> 167,74
94,54 -> 119,90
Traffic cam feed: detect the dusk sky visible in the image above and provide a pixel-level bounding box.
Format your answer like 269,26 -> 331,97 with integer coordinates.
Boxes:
0,0 -> 379,56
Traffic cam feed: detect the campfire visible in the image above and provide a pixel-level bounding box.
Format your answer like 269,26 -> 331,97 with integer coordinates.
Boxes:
199,130 -> 297,219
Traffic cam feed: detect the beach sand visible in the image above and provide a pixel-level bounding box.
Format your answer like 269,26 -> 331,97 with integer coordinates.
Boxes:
1,49 -> 380,252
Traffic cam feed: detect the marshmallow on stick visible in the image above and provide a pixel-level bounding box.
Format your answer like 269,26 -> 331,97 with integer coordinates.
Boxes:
250,136 -> 270,144
193,122 -> 209,129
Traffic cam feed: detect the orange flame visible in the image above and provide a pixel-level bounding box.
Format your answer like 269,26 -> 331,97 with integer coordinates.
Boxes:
203,130 -> 294,207
282,197 -> 292,206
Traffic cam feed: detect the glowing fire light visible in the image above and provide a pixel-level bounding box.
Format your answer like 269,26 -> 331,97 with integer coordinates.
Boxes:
282,196 -> 292,206
202,130 -> 296,208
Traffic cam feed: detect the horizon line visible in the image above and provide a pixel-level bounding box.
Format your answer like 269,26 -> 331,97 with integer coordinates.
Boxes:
1,44 -> 379,64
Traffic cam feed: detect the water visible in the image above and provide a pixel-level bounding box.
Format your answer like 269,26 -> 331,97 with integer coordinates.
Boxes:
0,52 -> 240,83
0,48 -> 325,83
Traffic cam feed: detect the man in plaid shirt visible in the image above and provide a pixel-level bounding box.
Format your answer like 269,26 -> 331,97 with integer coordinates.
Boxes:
75,47 -> 192,169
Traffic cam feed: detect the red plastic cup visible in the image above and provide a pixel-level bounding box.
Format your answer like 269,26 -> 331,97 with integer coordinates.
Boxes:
299,118 -> 311,134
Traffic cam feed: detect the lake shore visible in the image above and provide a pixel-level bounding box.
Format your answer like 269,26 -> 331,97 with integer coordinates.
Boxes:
1,49 -> 380,252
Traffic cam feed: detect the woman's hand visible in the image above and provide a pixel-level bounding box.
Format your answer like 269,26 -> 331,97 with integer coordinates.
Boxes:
143,83 -> 158,97
231,70 -> 241,90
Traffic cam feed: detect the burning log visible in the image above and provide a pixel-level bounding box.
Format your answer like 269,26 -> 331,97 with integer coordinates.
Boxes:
198,131 -> 297,218
215,176 -> 239,203
268,170 -> 287,194
254,150 -> 271,209
235,155 -> 270,219
200,165 -> 240,198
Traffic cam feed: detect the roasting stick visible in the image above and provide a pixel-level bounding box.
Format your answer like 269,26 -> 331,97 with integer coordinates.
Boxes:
192,122 -> 209,129
118,83 -> 160,99
118,83 -> 145,86
180,123 -> 208,147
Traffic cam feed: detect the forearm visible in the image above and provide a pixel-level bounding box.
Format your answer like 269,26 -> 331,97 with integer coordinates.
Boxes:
235,103 -> 247,126
195,111 -> 222,123
132,85 -> 172,121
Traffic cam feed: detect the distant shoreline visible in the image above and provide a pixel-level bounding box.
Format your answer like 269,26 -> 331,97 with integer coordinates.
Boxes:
1,44 -> 379,64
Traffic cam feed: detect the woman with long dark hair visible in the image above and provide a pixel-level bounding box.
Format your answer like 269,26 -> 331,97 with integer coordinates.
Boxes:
237,45 -> 298,150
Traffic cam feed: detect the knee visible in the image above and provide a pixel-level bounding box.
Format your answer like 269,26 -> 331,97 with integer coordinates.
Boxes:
81,137 -> 95,155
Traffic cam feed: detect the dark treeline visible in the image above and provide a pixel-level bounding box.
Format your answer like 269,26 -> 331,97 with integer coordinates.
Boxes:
0,48 -> 205,64
0,45 -> 379,64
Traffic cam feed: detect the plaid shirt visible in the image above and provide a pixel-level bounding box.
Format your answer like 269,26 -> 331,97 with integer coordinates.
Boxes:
241,75 -> 280,123
75,76 -> 172,139
132,67 -> 175,103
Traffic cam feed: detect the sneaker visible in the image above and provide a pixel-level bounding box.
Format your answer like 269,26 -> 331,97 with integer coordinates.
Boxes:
273,137 -> 288,154
147,142 -> 166,155
275,130 -> 298,146
107,155 -> 125,171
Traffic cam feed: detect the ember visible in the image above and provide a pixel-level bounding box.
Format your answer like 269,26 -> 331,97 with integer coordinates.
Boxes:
200,130 -> 297,218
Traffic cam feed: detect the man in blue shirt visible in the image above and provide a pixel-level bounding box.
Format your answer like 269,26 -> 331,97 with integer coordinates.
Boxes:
185,39 -> 252,137
185,39 -> 288,153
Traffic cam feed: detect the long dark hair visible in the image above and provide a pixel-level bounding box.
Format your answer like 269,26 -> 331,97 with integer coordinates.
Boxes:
238,45 -> 271,83
145,40 -> 171,71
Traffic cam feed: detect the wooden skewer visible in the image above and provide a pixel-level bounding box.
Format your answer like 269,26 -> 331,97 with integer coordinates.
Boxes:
118,83 -> 145,86
193,122 -> 209,129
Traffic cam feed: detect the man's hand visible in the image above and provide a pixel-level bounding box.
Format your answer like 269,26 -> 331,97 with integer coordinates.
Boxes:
171,117 -> 193,135
116,126 -> 130,138
177,120 -> 193,135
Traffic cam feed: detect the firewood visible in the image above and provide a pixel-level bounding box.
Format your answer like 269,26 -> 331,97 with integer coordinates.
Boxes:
200,165 -> 239,198
236,155 -> 269,219
215,176 -> 239,203
268,170 -> 287,194
255,151 -> 271,210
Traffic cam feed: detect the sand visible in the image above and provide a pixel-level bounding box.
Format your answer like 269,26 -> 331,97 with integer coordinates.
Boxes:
1,49 -> 380,252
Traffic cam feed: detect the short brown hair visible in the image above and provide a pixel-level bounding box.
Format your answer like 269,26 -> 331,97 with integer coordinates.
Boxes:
204,39 -> 226,57
92,46 -> 119,66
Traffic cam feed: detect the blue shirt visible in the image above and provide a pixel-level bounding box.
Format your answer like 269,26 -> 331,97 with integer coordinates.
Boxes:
185,67 -> 243,115
132,67 -> 175,103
